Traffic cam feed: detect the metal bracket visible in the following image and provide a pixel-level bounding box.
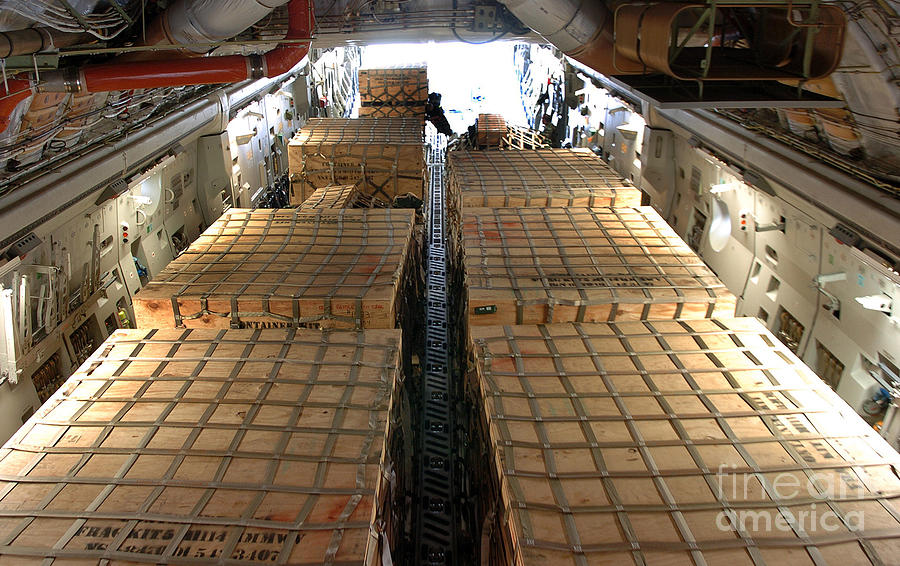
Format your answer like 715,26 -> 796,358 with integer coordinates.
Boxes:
472,4 -> 503,32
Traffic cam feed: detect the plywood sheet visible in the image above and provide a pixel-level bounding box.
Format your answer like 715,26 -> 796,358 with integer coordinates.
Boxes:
462,207 -> 737,325
132,208 -> 417,330
469,318 -> 900,566
0,327 -> 403,565
288,118 -> 424,204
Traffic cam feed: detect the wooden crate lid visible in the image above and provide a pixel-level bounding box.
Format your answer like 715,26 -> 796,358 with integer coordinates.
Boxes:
470,318 -> 900,565
0,327 -> 402,564
289,118 -> 424,147
463,207 -> 736,323
449,149 -> 641,207
134,208 -> 416,328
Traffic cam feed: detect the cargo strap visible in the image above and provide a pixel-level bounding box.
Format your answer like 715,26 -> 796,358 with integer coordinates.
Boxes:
160,209 -> 411,329
473,321 -> 900,563
466,207 -> 726,322
453,148 -> 632,206
0,328 -> 402,565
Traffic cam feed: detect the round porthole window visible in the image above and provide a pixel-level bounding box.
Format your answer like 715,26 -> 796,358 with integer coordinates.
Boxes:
708,198 -> 731,253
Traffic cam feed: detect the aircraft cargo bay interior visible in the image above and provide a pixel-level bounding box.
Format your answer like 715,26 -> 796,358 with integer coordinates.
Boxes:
0,0 -> 897,564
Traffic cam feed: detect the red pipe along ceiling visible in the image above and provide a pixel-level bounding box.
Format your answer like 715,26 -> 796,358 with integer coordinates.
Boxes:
77,0 -> 314,92
2,0 -> 311,100
0,0 -> 312,132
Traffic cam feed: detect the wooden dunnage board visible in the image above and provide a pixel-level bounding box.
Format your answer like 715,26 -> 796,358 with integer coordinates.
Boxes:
448,149 -> 642,209
132,208 -> 417,330
468,318 -> 900,566
298,185 -> 387,210
288,118 -> 425,205
463,207 -> 737,325
0,327 -> 403,565
358,67 -> 427,120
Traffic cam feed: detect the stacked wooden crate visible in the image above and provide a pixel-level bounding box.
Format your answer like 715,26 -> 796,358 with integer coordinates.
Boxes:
447,149 -> 643,278
132,208 -> 419,330
448,149 -> 641,210
476,113 -> 506,147
468,318 -> 900,565
288,118 -> 425,205
445,147 -> 892,565
299,184 -> 388,210
358,67 -> 428,120
461,206 -> 737,325
0,327 -> 405,565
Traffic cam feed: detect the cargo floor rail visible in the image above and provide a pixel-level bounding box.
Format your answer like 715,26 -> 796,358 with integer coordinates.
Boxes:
415,127 -> 455,564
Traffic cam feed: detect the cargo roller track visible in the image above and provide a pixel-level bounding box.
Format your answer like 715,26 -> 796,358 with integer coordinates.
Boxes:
414,130 -> 456,565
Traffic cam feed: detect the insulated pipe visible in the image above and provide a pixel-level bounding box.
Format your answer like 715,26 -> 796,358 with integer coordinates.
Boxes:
0,28 -> 89,58
500,0 -> 642,75
501,0 -> 606,53
38,0 -> 314,93
138,0 -> 291,55
163,0 -> 291,52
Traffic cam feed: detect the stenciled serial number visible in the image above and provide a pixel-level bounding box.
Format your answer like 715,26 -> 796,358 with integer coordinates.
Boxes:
75,525 -> 298,562
530,273 -> 664,288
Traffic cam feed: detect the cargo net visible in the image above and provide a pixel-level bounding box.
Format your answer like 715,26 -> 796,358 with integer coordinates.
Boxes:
291,118 -> 425,204
298,184 -> 389,211
446,149 -> 641,265
358,68 -> 428,119
451,123 -> 548,151
467,319 -> 900,565
460,207 -> 736,324
0,328 -> 404,565
448,148 -> 638,202
144,208 -> 420,330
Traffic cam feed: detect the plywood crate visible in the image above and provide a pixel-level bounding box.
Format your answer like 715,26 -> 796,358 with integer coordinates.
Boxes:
0,327 -> 404,565
476,114 -> 506,147
462,207 -> 736,325
358,67 -> 427,120
299,184 -> 387,210
468,318 -> 900,566
288,118 -> 425,204
133,208 -> 418,330
448,149 -> 642,209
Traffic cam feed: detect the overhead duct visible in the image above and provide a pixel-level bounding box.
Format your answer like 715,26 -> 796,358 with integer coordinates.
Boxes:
0,27 -> 88,58
499,0 -> 641,75
142,0 -> 292,53
37,0 -> 314,92
0,0 -> 312,132
501,0 -> 846,80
